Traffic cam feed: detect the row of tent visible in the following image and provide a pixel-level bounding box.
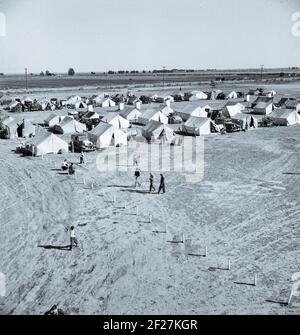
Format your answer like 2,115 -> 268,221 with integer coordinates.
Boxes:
9,107 -> 300,157
0,86 -> 283,113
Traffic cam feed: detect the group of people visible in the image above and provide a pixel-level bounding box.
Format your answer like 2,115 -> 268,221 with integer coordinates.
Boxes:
61,152 -> 85,175
134,168 -> 166,194
61,159 -> 75,175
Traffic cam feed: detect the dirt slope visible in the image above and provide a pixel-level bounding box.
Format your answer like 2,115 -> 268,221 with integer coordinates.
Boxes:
0,127 -> 300,315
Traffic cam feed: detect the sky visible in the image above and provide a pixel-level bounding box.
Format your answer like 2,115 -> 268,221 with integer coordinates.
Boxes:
0,0 -> 299,73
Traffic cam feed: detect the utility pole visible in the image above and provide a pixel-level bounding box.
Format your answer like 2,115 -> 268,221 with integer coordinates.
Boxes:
163,66 -> 166,90
25,68 -> 28,91
260,65 -> 264,82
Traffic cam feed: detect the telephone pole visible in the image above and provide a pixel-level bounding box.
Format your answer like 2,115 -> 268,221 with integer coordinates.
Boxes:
25,68 -> 28,91
260,65 -> 264,82
162,66 -> 166,90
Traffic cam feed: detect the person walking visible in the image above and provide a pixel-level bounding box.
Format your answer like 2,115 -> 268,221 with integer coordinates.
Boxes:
134,168 -> 141,188
158,174 -> 166,194
133,154 -> 139,167
149,173 -> 155,193
69,226 -> 78,250
79,151 -> 85,164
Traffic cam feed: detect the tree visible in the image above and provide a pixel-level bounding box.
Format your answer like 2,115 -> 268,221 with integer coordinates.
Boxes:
40,71 -> 45,76
68,68 -> 75,76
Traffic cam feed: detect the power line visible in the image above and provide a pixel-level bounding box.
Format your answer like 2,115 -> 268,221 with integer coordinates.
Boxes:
260,65 -> 264,81
25,68 -> 28,91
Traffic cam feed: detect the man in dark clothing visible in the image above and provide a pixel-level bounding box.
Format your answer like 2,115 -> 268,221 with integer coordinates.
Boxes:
158,174 -> 165,194
69,163 -> 75,175
44,305 -> 65,315
149,173 -> 155,193
69,226 -> 78,250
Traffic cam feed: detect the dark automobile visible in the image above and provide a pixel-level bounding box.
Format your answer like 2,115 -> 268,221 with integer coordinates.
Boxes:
225,122 -> 241,133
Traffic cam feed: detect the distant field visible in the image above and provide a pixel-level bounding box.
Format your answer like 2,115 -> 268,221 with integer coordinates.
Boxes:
1,68 -> 300,90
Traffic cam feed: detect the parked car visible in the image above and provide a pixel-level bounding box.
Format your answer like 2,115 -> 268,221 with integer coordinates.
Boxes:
225,122 -> 241,133
70,134 -> 96,152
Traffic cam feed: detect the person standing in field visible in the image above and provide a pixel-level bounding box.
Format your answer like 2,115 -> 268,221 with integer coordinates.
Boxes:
69,226 -> 78,250
158,174 -> 166,194
68,163 -> 75,175
44,305 -> 65,315
149,173 -> 155,193
79,151 -> 85,164
134,168 -> 141,188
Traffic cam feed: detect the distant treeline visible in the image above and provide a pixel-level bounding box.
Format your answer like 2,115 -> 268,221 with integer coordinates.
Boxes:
106,69 -> 196,75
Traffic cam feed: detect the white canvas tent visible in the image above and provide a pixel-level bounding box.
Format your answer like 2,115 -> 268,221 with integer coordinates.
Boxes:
231,113 -> 258,130
2,119 -> 18,139
1,116 -> 14,126
44,114 -> 65,127
88,123 -> 127,149
75,101 -> 87,109
82,111 -> 100,122
138,109 -> 168,125
119,107 -> 142,122
36,98 -> 53,111
101,113 -> 130,129
95,98 -> 116,108
26,131 -> 69,156
0,95 -> 13,106
253,101 -> 274,115
181,116 -> 211,136
269,109 -> 300,126
21,120 -> 36,138
222,103 -> 244,118
227,91 -> 238,99
53,116 -> 87,134
189,91 -> 208,100
9,101 -> 23,112
160,105 -> 174,116
3,119 -> 35,139
142,120 -> 175,142
65,95 -> 82,108
176,105 -> 208,121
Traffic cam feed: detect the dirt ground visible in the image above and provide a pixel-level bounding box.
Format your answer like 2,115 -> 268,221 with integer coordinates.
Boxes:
0,123 -> 300,315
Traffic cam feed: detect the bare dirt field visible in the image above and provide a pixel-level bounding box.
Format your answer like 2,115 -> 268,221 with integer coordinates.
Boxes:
1,68 -> 300,91
0,122 -> 299,315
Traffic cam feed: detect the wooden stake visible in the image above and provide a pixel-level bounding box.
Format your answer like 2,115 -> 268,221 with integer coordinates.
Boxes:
113,195 -> 116,203
288,290 -> 293,306
228,259 -> 231,270
136,206 -> 139,216
254,274 -> 258,286
83,177 -> 86,185
149,214 -> 152,223
182,233 -> 185,244
205,246 -> 208,257
124,201 -> 127,209
165,224 -> 168,233
91,182 -> 94,190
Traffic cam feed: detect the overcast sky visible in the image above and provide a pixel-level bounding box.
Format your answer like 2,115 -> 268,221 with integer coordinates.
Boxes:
0,0 -> 299,73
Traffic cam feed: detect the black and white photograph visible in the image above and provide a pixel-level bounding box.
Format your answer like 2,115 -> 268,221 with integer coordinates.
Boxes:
0,0 -> 300,320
